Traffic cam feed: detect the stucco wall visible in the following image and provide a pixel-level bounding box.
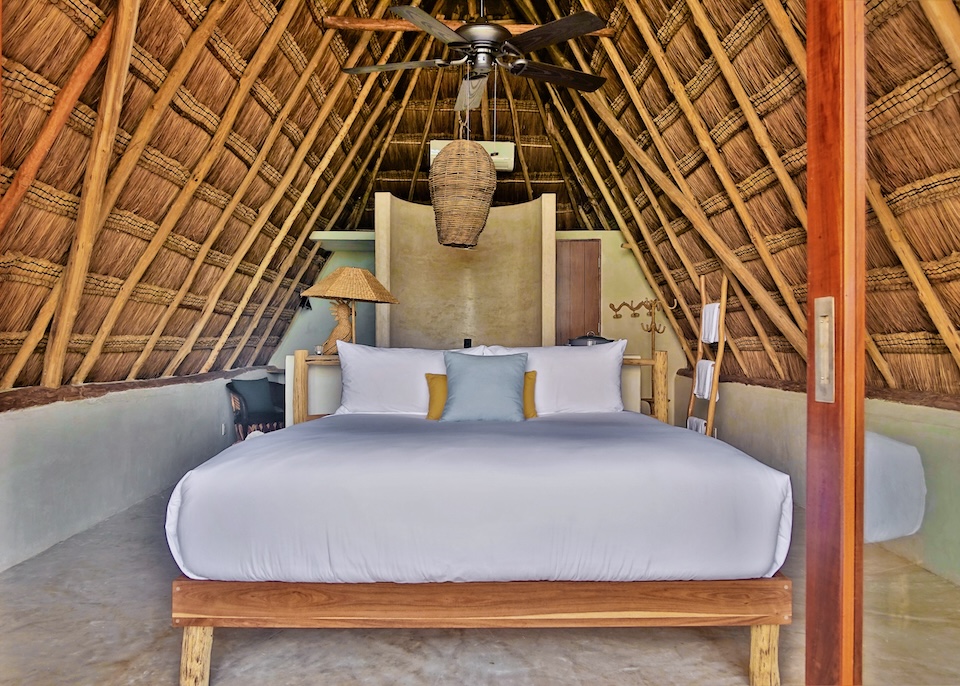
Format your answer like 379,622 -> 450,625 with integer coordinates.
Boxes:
377,194 -> 550,349
0,378 -> 239,572
676,376 -> 960,584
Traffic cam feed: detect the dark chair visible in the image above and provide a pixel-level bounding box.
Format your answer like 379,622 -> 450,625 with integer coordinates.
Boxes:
226,378 -> 285,441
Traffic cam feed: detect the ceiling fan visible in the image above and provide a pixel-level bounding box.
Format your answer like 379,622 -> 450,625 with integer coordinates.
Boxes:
343,6 -> 606,109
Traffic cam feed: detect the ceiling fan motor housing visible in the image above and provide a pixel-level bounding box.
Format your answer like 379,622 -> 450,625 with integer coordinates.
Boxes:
450,22 -> 513,74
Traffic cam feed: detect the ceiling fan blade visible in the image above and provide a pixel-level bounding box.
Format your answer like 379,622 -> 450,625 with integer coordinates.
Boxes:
343,59 -> 449,75
509,60 -> 606,92
391,6 -> 464,45
454,75 -> 488,111
504,12 -> 607,55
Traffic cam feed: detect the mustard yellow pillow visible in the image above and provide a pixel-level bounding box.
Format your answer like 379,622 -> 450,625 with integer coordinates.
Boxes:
426,371 -> 537,420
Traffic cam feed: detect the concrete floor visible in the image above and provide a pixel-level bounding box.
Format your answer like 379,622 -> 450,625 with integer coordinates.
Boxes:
1,492 -> 959,685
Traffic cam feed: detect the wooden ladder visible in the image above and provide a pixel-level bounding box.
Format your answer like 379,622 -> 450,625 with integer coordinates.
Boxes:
686,274 -> 728,437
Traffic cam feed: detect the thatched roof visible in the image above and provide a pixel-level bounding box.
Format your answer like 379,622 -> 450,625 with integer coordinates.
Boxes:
1,0 -> 959,404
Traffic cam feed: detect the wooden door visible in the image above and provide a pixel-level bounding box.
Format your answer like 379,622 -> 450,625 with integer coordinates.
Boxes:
556,240 -> 601,345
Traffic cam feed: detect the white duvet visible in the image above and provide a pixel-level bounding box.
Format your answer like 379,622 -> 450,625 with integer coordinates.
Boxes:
167,413 -> 792,583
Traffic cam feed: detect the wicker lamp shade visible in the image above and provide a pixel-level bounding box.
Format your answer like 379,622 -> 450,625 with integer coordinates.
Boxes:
301,267 -> 398,304
428,139 -> 497,248
302,267 -> 397,354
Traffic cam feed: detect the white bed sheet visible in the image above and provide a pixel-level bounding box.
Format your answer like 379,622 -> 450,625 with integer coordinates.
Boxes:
167,413 -> 792,583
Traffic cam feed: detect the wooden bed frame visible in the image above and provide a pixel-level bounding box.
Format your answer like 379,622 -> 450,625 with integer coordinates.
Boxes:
172,349 -> 792,686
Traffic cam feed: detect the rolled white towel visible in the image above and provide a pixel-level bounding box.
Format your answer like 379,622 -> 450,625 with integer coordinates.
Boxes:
686,416 -> 707,434
694,359 -> 718,400
701,303 -> 721,343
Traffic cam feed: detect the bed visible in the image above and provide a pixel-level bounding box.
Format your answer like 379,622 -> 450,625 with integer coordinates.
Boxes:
169,342 -> 793,686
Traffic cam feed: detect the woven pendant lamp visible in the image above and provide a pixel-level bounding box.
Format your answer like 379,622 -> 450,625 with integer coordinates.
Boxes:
428,139 -> 497,248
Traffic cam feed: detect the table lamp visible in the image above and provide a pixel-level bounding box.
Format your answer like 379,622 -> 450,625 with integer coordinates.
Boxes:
301,267 -> 398,354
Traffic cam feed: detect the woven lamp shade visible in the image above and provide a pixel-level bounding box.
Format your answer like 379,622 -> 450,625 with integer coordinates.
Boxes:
301,267 -> 398,304
429,139 -> 497,248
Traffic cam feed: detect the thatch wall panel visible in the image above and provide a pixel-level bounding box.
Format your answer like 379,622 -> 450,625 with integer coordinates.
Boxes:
692,77 -> 736,132
216,0 -> 270,62
867,289 -> 931,334
866,3 -> 942,99
2,0 -> 93,87
148,106 -> 213,169
700,0 -> 754,36
2,194 -> 76,265
683,160 -> 723,202
203,149 -> 251,200
730,24 -> 792,98
234,98 -> 276,152
746,185 -> 796,236
221,272 -> 252,304
142,253 -> 192,293
182,49 -> 239,118
37,126 -> 91,192
87,230 -> 149,281
664,21 -> 708,86
199,311 -> 231,339
898,200 -> 960,262
112,169 -> 178,226
864,224 -> 900,269
885,352 -> 960,395
136,0 -> 193,69
869,102 -> 960,191
719,129 -> 766,185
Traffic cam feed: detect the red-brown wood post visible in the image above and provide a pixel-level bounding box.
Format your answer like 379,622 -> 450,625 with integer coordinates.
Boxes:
806,0 -> 865,684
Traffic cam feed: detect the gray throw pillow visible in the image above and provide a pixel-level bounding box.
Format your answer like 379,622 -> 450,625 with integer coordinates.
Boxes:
440,351 -> 528,422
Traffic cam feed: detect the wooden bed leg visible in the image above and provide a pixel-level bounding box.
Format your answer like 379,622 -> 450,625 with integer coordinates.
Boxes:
180,626 -> 213,686
749,624 -> 780,686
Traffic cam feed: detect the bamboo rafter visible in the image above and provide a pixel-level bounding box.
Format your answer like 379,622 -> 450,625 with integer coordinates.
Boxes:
218,34 -> 430,370
162,0 -> 400,377
500,74 -> 535,202
69,0 -> 304,384
621,0 -> 807,333
41,0 -> 140,388
124,0 -> 360,381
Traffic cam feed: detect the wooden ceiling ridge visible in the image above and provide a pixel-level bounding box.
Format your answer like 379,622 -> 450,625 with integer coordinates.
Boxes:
124,0 -> 363,379
162,0 -> 400,377
221,32 -> 432,370
67,0 -> 305,385
41,0 -> 140,388
317,14 -> 615,38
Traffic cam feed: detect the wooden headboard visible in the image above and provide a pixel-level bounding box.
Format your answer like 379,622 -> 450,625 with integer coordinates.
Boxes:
291,349 -> 669,425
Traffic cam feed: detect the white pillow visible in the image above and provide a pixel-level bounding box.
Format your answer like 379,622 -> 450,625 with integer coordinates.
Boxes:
335,341 -> 485,414
484,340 -> 627,414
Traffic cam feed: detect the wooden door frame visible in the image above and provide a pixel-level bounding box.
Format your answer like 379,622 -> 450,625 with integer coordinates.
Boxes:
806,1 -> 865,684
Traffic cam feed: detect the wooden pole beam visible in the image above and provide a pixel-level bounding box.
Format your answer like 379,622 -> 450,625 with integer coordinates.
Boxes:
124,0 -> 357,380
41,0 -> 139,388
544,109 -> 611,230
806,0 -> 865,683
0,14 -> 116,235
621,0 -> 807,333
70,0 -> 304,383
224,36 -> 424,368
319,15 -> 614,38
245,112 -> 402,366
